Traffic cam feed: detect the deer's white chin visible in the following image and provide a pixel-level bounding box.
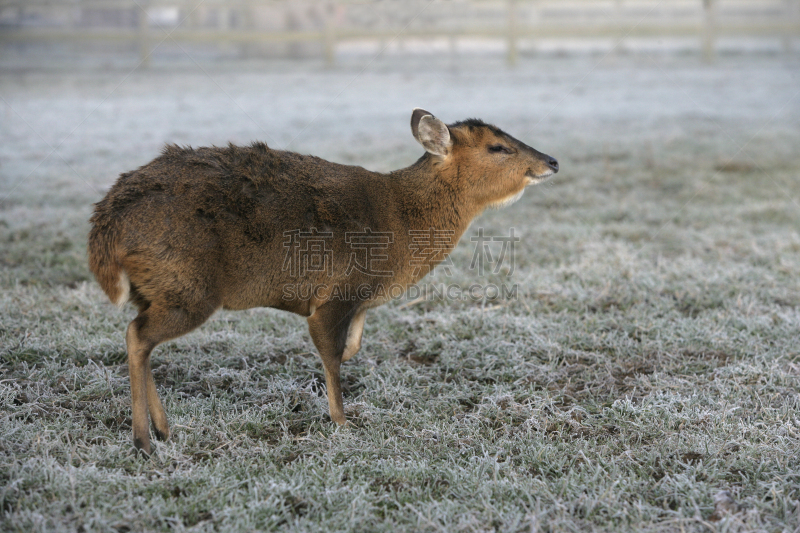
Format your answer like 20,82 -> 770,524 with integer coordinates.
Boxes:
525,169 -> 554,184
490,188 -> 525,209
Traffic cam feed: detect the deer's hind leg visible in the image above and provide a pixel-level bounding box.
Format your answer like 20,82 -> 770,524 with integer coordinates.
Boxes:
126,299 -> 218,455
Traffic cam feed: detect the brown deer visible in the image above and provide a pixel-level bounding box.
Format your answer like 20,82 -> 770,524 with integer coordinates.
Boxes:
88,109 -> 558,454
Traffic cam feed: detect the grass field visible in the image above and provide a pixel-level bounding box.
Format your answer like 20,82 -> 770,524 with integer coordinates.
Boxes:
1,55 -> 800,532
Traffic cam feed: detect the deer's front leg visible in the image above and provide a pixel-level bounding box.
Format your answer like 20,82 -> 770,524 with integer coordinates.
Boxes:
307,301 -> 361,424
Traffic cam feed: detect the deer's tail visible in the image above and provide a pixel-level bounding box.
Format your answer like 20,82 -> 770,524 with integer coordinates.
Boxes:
88,205 -> 130,308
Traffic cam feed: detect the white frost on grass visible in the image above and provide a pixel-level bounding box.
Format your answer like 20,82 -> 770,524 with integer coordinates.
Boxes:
1,56 -> 799,532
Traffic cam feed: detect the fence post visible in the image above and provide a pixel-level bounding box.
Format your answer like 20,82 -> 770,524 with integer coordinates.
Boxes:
783,0 -> 797,54
507,0 -> 518,66
614,0 -> 625,55
138,0 -> 150,67
529,0 -> 540,56
702,0 -> 716,62
241,0 -> 255,59
189,1 -> 201,30
323,2 -> 337,67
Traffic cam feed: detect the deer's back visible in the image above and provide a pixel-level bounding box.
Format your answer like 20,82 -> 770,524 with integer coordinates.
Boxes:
93,142 -> 393,312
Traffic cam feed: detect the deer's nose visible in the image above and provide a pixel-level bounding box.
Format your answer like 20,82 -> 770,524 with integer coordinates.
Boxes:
546,157 -> 559,173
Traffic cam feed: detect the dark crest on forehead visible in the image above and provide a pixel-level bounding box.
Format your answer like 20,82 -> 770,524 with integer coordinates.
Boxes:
447,118 -> 508,142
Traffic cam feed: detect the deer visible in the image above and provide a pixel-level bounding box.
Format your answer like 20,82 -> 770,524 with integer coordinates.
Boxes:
88,108 -> 558,454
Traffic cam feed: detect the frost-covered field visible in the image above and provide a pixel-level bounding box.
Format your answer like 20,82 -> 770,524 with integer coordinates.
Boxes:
1,55 -> 800,532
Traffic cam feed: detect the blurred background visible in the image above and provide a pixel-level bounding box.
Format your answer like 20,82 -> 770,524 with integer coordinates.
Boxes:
1,0 -> 799,67
0,1 -> 798,286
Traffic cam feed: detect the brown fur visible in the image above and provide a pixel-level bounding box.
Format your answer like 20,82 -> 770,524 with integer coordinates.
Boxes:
88,109 -> 558,454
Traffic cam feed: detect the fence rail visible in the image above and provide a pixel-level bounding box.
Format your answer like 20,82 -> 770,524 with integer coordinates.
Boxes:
1,0 -> 798,65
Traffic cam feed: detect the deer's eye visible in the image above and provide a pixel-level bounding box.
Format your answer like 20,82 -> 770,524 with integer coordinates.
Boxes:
488,144 -> 511,154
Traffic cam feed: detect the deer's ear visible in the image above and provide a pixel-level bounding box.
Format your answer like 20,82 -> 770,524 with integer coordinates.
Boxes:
411,108 -> 451,157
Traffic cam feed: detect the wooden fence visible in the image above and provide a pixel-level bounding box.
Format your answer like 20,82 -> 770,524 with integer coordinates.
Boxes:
1,0 -> 798,65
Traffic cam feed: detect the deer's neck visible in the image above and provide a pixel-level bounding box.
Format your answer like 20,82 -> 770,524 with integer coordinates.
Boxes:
389,155 -> 478,241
